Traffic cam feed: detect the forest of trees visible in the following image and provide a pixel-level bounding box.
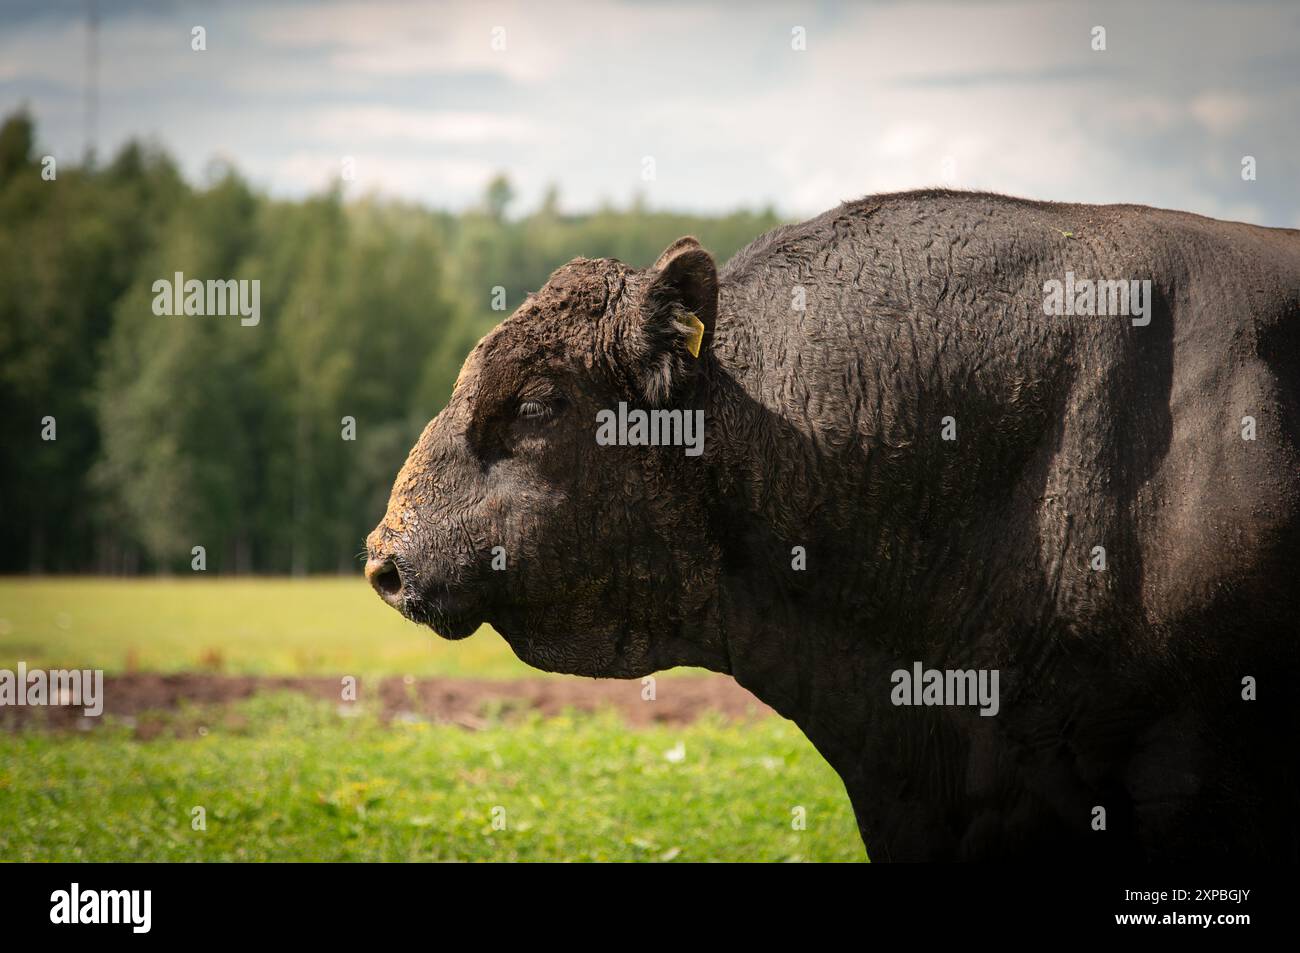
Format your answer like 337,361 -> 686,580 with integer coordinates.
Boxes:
0,111 -> 782,574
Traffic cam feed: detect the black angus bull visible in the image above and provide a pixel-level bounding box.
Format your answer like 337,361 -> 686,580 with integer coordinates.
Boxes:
367,190 -> 1299,861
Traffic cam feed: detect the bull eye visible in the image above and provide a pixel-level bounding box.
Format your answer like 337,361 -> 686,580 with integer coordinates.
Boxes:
517,399 -> 550,420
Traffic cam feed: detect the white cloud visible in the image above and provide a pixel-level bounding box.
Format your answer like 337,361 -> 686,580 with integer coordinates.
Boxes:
0,0 -> 1296,225
273,151 -> 498,200
302,106 -> 537,145
249,0 -> 575,82
1189,92 -> 1252,134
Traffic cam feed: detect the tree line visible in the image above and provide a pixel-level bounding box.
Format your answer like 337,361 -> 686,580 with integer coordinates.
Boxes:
0,111 -> 781,574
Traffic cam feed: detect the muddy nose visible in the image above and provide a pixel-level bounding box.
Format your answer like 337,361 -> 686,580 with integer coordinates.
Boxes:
365,555 -> 405,606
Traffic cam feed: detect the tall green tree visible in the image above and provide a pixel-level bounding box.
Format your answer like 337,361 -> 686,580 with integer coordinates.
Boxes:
0,110 -> 783,574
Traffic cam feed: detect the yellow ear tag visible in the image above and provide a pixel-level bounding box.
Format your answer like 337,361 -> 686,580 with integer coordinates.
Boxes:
682,312 -> 706,359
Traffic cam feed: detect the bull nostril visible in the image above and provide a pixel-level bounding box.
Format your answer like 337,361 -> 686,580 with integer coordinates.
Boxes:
365,556 -> 404,603
375,563 -> 401,595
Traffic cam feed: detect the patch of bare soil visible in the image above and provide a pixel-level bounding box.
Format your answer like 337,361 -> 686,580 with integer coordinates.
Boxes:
0,673 -> 774,734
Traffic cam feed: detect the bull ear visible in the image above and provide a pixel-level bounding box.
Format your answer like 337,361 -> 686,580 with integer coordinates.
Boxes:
634,236 -> 718,404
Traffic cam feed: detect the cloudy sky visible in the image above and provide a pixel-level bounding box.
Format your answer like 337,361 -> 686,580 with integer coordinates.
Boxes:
2,0 -> 1297,225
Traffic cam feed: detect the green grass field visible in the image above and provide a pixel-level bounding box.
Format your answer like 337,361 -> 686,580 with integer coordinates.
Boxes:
0,577 -> 538,678
0,693 -> 864,861
0,578 -> 863,861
